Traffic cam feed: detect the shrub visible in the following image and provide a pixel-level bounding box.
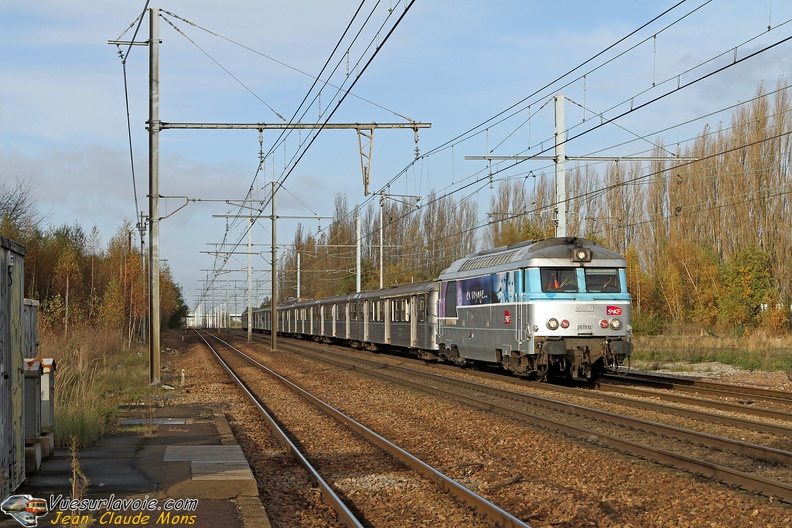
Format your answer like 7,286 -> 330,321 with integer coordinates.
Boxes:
39,326 -> 153,447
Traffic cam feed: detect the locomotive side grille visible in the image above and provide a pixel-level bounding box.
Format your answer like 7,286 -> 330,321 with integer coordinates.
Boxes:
459,250 -> 519,271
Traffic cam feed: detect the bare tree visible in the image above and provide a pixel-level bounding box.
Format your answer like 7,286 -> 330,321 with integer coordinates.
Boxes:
0,176 -> 46,237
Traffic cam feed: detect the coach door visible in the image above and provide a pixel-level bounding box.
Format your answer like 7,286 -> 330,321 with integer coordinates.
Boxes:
408,294 -> 417,347
384,299 -> 391,344
345,303 -> 351,338
363,300 -> 370,342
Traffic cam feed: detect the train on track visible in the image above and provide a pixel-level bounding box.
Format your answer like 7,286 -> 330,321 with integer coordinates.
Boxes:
242,237 -> 633,381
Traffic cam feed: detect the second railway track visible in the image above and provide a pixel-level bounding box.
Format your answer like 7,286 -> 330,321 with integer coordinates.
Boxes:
231,329 -> 792,503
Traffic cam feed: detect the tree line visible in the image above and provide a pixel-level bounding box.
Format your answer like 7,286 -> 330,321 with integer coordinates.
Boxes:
0,195 -> 188,341
5,79 -> 786,338
279,79 -> 792,336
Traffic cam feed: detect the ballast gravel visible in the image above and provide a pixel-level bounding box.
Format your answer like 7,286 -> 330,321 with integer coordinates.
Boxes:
163,332 -> 792,528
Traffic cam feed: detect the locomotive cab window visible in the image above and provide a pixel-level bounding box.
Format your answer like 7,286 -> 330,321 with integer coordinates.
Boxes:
541,268 -> 579,293
585,268 -> 621,293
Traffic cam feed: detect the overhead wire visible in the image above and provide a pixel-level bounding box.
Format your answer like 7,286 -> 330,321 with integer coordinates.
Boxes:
415,0 -> 706,162
356,1 -> 720,226
332,81 -> 792,272
131,2 -> 788,306
114,1 -> 150,245
159,12 -> 286,122
189,1 -> 417,305
278,4 -> 792,297
162,6 -> 415,123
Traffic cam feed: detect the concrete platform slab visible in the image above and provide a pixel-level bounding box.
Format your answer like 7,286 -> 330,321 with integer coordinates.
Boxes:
1,405 -> 270,528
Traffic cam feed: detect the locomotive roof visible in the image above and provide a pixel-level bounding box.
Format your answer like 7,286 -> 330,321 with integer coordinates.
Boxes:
438,237 -> 627,280
271,280 -> 437,311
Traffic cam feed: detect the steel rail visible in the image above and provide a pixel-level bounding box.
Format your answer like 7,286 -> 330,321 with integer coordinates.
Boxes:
194,330 -> 366,528
595,382 -> 792,421
235,329 -> 792,436
605,371 -> 792,404
262,337 -> 792,503
285,344 -> 792,465
205,331 -> 532,528
536,381 -> 792,437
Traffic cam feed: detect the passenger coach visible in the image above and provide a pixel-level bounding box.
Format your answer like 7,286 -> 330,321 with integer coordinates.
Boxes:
245,281 -> 439,358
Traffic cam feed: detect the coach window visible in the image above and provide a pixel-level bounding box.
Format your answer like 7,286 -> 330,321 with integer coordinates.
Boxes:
541,268 -> 579,293
418,296 -> 426,322
404,299 -> 410,322
394,299 -> 407,322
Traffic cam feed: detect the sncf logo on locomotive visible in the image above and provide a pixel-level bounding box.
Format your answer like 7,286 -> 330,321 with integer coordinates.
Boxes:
606,306 -> 623,316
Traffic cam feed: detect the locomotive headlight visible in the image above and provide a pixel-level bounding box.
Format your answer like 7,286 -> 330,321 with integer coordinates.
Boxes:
560,319 -> 570,329
610,318 -> 622,330
571,247 -> 592,262
546,318 -> 560,331
600,319 -> 609,329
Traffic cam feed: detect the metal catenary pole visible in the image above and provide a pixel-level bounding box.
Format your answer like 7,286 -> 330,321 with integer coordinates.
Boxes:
465,94 -> 696,238
132,8 -> 429,373
148,8 -> 161,384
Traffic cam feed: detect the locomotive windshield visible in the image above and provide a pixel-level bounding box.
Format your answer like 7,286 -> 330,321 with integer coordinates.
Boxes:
584,268 -> 621,293
541,268 -> 578,293
540,267 -> 622,293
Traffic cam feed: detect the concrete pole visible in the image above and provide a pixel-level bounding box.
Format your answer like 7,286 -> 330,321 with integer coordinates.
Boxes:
271,181 -> 277,351
379,195 -> 384,289
247,217 -> 252,343
356,214 -> 361,293
148,8 -> 161,384
554,94 -> 566,238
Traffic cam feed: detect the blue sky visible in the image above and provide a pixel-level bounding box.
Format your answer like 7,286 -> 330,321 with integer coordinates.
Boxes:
1,1 -> 790,314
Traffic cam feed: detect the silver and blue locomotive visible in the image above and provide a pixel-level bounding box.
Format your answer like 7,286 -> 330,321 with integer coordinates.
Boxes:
243,237 -> 632,381
436,237 -> 632,380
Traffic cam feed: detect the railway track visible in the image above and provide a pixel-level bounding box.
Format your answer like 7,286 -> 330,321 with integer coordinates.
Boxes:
594,380 -> 792,422
232,330 -> 792,503
195,329 -> 531,528
603,371 -> 792,407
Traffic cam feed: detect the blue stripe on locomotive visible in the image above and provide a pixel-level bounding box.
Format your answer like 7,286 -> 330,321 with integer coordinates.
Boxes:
439,270 -> 523,316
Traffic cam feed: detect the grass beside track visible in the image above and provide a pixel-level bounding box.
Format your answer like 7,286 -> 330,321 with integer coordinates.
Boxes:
38,327 -> 172,448
632,335 -> 792,374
